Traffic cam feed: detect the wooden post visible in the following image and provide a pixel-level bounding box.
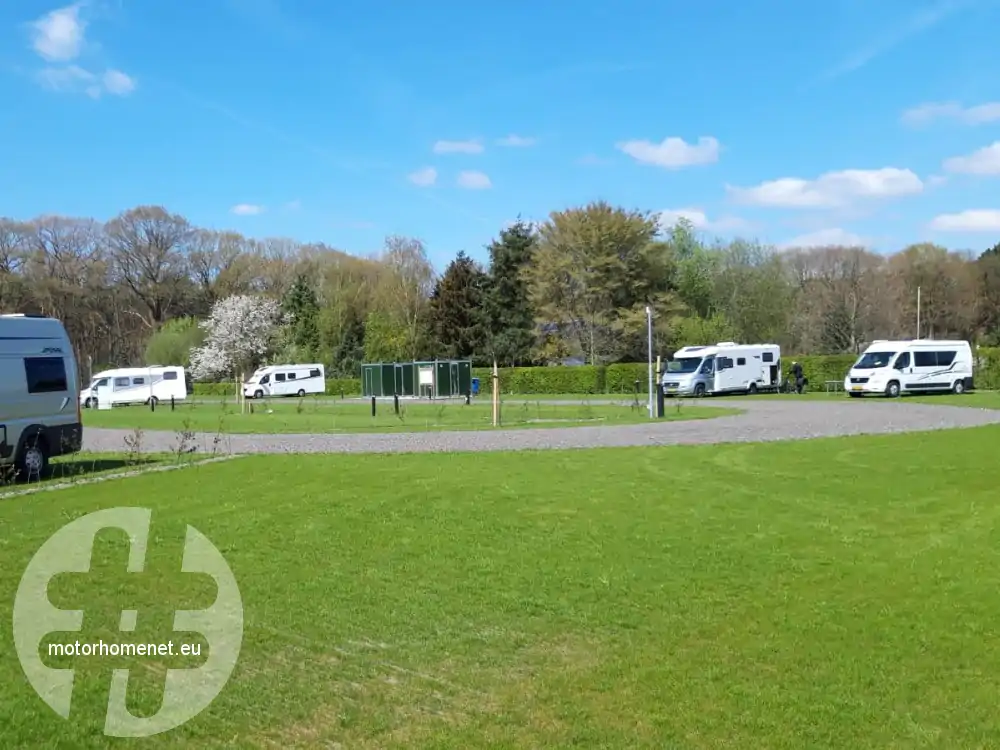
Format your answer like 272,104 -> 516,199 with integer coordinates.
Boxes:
491,360 -> 500,427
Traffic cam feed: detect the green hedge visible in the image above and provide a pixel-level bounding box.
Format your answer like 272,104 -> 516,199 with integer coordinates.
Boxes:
469,349 -> 1000,395
192,350 -> 1000,397
192,378 -> 362,397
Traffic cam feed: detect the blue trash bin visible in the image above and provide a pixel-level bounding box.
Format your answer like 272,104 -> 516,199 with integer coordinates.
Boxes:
471,377 -> 480,396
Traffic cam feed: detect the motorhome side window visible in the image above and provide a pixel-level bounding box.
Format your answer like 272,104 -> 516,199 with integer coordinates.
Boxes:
163,371 -> 178,380
132,377 -> 145,385
24,356 -> 68,394
260,375 -> 270,384
275,373 -> 286,382
894,352 -> 910,369
310,369 -> 321,378
762,352 -> 774,362
936,351 -> 956,366
737,357 -> 746,366
913,351 -> 936,367
287,372 -> 296,380
114,377 -> 129,387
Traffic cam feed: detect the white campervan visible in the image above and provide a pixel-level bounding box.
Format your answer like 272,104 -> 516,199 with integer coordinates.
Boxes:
844,339 -> 974,398
243,363 -> 326,399
80,365 -> 187,408
661,342 -> 782,397
0,314 -> 83,478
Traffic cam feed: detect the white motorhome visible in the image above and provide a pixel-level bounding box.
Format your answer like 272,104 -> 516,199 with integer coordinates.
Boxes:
844,339 -> 974,397
0,314 -> 83,478
661,342 -> 782,397
242,364 -> 326,399
80,365 -> 187,408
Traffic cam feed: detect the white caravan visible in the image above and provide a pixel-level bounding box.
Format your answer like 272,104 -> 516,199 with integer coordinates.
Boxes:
80,365 -> 187,408
0,314 -> 83,478
844,339 -> 974,397
243,364 -> 326,399
661,342 -> 782,397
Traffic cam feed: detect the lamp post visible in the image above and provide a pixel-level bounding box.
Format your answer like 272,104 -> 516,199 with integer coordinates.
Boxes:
646,306 -> 653,418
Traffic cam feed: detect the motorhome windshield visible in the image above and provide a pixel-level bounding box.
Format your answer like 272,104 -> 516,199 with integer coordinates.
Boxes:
666,357 -> 702,374
854,351 -> 895,369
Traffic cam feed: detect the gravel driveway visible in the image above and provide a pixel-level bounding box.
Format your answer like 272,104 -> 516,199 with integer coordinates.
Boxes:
80,398 -> 1000,455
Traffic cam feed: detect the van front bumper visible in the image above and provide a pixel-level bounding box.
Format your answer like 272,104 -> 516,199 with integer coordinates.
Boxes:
661,381 -> 696,396
845,378 -> 888,394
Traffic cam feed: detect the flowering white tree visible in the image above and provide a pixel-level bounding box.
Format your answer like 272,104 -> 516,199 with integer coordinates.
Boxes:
189,294 -> 284,381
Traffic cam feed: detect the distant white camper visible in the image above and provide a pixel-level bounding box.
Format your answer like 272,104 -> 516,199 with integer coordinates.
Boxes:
661,342 -> 782,397
844,339 -> 974,397
242,364 -> 326,399
80,365 -> 187,408
0,313 -> 83,478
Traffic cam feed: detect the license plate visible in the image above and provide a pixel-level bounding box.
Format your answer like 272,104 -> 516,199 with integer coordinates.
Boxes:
851,386 -> 862,391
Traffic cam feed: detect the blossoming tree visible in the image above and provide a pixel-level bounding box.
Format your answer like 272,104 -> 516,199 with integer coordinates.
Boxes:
189,295 -> 284,388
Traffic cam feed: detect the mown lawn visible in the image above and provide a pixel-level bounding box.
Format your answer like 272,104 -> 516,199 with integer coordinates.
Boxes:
2,427 -> 1000,748
81,398 -> 734,434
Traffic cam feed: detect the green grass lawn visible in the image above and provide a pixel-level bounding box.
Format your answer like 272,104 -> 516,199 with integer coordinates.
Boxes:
3,426 -> 1000,747
82,398 -> 735,434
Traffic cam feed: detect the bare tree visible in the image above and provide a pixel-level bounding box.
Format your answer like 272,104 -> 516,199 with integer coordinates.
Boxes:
105,206 -> 193,328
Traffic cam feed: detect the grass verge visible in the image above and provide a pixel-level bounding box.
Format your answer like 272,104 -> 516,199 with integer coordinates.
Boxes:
81,398 -> 737,434
3,426 -> 1000,747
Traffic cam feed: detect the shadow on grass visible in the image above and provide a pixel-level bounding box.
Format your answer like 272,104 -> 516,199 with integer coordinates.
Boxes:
0,457 -> 160,488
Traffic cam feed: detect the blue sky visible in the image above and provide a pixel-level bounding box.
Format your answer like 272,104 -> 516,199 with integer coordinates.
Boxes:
2,0 -> 1000,269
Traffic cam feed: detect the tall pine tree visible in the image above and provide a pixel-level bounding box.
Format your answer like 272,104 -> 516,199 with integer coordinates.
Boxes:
429,251 -> 489,360
483,220 -> 537,366
280,274 -> 321,361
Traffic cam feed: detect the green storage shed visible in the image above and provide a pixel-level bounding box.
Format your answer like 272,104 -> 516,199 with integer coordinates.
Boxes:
362,359 -> 471,398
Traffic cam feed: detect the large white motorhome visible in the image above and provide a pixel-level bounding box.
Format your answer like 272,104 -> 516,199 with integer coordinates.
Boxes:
661,342 -> 782,397
80,365 -> 187,408
0,314 -> 83,478
242,363 -> 326,399
844,339 -> 974,397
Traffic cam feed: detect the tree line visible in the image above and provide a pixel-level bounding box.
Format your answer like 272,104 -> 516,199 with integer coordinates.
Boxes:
1,203 -> 998,382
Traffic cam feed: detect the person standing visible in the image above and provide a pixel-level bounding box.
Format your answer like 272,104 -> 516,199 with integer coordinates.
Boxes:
791,361 -> 804,394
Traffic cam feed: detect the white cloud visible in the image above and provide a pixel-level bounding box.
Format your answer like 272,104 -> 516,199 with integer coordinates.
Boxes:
432,139 -> 483,154
29,3 -> 86,61
26,4 -> 137,98
727,167 -> 923,208
902,101 -> 1000,126
230,204 -> 264,215
102,69 -> 135,95
407,167 -> 437,186
942,142 -> 1000,175
616,136 -> 720,168
496,134 -> 536,147
657,208 -> 750,233
457,170 -> 491,189
929,209 -> 1000,232
780,228 -> 868,249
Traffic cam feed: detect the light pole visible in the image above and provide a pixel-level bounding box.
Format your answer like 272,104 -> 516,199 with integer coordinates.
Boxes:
646,305 -> 653,418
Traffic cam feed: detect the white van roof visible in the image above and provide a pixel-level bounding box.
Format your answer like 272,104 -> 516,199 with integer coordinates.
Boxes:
866,339 -> 971,349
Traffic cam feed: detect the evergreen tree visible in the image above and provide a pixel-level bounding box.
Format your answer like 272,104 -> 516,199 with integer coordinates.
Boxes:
483,220 -> 537,366
280,274 -> 321,360
429,251 -> 489,360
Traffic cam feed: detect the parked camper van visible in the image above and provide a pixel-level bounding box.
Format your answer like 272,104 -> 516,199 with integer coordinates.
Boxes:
80,365 -> 187,408
661,342 -> 781,397
0,314 -> 83,478
844,339 -> 973,397
242,364 -> 326,399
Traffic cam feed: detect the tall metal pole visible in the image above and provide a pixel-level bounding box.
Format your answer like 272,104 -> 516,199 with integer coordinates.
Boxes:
646,306 -> 654,418
917,286 -> 921,339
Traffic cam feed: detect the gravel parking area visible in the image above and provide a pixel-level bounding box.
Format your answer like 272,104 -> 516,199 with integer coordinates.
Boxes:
80,398 -> 1000,455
